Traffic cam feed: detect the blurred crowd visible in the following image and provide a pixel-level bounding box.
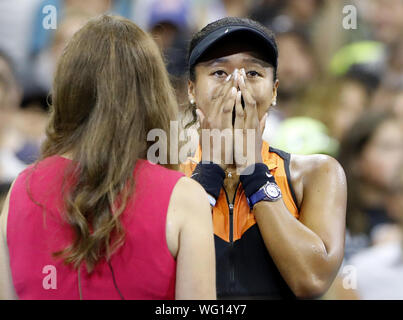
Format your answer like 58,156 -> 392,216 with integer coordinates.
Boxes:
0,0 -> 402,299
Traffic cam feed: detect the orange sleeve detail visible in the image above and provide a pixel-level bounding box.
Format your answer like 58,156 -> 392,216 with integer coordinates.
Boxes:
212,189 -> 230,242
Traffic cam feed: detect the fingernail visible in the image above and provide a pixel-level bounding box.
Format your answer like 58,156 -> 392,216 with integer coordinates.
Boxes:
225,74 -> 232,82
241,68 -> 246,77
231,87 -> 237,95
240,75 -> 245,86
234,69 -> 238,81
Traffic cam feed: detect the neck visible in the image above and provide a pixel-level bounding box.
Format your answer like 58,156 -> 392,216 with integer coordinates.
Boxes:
223,165 -> 240,203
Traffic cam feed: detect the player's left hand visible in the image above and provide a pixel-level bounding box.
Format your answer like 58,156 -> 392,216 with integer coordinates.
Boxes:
234,68 -> 266,173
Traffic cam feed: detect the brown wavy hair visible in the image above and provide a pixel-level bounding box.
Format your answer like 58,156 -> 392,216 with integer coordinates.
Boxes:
39,15 -> 179,272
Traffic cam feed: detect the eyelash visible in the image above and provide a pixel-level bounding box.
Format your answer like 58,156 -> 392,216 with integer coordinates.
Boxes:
246,71 -> 261,78
211,70 -> 262,78
211,70 -> 227,78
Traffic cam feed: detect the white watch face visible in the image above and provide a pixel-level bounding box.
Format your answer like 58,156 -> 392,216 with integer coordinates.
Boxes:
265,183 -> 281,199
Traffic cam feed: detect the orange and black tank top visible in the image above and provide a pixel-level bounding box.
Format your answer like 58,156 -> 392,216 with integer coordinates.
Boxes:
181,141 -> 299,299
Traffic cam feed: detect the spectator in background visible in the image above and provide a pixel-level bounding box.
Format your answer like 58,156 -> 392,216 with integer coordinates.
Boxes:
275,30 -> 318,114
189,0 -> 253,31
298,73 -> 372,142
364,0 -> 403,116
338,112 -> 403,259
0,51 -> 25,184
32,9 -> 93,101
391,89 -> 403,123
1,51 -> 46,187
0,183 -> 11,210
0,0 -> 42,92
327,165 -> 403,300
147,0 -> 191,112
316,41 -> 384,141
270,117 -> 339,157
0,51 -> 22,112
369,35 -> 403,119
29,0 -> 129,58
264,29 -> 319,144
249,0 -> 285,27
27,0 -> 134,109
385,165 -> 403,243
365,0 -> 403,47
270,0 -> 325,39
348,165 -> 403,300
321,77 -> 368,141
372,84 -> 403,121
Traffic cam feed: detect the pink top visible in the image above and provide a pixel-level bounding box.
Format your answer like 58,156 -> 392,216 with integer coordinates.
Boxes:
7,156 -> 184,300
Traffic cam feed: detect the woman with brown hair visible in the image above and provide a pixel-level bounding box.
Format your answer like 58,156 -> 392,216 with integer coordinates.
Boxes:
0,15 -> 216,300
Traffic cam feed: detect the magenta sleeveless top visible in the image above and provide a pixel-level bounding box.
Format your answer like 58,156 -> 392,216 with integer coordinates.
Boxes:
7,156 -> 184,300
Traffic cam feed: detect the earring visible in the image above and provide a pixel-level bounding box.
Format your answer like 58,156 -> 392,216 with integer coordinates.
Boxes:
271,101 -> 277,107
190,99 -> 195,105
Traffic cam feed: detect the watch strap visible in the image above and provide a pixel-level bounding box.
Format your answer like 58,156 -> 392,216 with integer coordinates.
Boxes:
248,188 -> 267,209
247,182 -> 282,210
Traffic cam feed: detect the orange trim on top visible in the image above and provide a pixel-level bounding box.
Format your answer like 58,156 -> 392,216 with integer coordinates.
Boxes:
180,141 -> 299,243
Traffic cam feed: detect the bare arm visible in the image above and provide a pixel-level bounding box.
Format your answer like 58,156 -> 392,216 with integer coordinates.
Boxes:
0,181 -> 18,300
168,177 -> 216,300
253,155 -> 347,298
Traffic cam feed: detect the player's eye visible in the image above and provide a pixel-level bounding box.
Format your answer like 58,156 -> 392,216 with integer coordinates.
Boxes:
212,70 -> 227,78
246,70 -> 261,78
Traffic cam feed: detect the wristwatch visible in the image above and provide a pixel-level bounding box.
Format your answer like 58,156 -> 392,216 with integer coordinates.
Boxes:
247,181 -> 282,209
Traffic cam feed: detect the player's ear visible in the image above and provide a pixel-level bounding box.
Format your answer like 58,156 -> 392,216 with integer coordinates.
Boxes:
271,79 -> 279,106
188,80 -> 196,105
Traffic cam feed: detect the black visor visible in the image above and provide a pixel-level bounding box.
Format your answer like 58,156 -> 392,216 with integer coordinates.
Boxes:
188,24 -> 278,71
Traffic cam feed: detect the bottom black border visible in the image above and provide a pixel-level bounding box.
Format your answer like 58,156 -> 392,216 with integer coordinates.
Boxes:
1,300 -> 402,319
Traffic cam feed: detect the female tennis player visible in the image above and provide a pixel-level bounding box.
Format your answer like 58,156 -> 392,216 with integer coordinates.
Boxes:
182,17 -> 347,299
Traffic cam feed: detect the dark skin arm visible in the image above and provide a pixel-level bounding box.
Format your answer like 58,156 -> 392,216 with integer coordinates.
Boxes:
253,155 -> 347,299
235,71 -> 347,299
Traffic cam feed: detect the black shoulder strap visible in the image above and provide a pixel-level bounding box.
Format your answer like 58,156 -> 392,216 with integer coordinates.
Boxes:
268,147 -> 299,210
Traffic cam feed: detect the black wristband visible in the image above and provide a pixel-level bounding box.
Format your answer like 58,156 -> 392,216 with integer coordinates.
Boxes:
239,163 -> 277,198
191,162 -> 225,201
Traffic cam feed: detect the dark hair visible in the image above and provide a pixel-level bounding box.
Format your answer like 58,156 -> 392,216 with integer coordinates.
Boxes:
0,182 -> 11,210
338,111 -> 394,235
187,17 -> 278,81
0,182 -> 11,196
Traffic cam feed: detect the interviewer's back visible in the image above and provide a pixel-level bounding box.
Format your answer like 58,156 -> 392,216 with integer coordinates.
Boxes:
7,156 -> 183,299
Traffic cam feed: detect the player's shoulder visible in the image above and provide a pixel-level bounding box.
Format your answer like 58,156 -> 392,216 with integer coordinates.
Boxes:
290,153 -> 346,184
